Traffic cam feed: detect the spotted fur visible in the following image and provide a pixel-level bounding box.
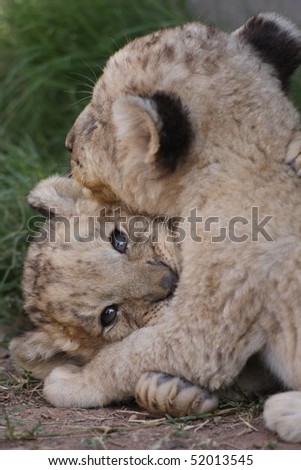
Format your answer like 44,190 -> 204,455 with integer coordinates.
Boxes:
10,176 -> 179,379
26,14 -> 301,442
10,177 -> 277,419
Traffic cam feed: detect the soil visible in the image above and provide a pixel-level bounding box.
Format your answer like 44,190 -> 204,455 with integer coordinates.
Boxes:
1,347 -> 301,451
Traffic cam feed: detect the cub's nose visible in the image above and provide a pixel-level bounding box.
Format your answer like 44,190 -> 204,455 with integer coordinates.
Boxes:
65,128 -> 75,153
160,269 -> 179,296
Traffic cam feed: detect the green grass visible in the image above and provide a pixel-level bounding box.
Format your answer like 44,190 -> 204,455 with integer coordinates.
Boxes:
0,0 -> 192,331
292,69 -> 301,113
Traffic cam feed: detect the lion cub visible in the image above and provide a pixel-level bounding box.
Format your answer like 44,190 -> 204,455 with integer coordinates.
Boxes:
44,13 -> 301,442
10,175 -> 217,417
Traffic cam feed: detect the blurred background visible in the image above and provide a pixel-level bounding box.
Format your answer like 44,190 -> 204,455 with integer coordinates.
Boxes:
190,0 -> 301,28
0,0 -> 301,337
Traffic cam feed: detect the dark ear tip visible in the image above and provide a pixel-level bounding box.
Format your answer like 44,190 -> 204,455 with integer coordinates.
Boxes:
238,12 -> 301,43
236,12 -> 301,90
247,12 -> 297,26
151,92 -> 194,172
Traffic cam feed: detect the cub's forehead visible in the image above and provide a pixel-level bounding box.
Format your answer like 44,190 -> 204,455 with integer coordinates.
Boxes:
115,22 -> 226,56
93,23 -> 233,98
90,14 -> 301,107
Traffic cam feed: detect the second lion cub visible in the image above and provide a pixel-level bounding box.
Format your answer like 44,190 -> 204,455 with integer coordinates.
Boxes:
10,175 -> 217,417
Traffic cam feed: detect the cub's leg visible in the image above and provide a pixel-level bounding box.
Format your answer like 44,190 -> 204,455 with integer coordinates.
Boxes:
259,239 -> 301,443
136,357 -> 278,417
43,310 -> 264,408
44,241 -> 276,408
263,392 -> 301,443
135,372 -> 218,417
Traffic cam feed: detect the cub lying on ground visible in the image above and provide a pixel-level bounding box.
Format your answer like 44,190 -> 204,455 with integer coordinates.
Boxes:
10,175 -> 219,416
11,176 -> 278,416
45,13 -> 301,442
10,175 -> 179,374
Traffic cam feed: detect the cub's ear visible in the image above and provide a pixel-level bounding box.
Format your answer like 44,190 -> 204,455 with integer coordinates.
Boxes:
27,175 -> 84,217
234,12 -> 301,90
9,330 -> 67,380
112,92 -> 193,172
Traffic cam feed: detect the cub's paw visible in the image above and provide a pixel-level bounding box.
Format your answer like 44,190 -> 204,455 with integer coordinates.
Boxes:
43,364 -> 105,408
285,133 -> 301,176
135,372 -> 218,417
263,391 -> 301,442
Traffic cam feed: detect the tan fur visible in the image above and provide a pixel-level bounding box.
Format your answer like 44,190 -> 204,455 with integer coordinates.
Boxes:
135,372 -> 218,417
10,176 -> 179,379
29,15 -> 301,441
10,177 -> 274,418
136,353 -> 280,417
10,175 -> 220,416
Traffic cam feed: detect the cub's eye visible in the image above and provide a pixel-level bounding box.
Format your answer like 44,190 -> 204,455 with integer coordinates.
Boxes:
110,228 -> 128,253
100,304 -> 118,327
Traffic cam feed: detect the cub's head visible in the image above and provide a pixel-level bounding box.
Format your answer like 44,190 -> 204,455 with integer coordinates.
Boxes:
10,176 -> 178,379
67,13 -> 301,215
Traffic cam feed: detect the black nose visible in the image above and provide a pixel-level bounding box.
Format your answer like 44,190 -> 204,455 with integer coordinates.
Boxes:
160,269 -> 179,295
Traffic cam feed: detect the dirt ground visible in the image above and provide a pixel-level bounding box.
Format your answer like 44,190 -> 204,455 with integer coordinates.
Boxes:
1,347 -> 301,451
